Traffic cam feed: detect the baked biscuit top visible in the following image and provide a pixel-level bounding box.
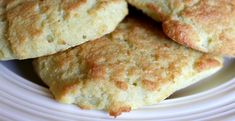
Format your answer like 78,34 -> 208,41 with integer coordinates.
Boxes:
34,15 -> 223,117
0,0 -> 128,60
128,0 -> 235,56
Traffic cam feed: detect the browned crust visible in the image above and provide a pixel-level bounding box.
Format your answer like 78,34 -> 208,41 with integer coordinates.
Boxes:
162,20 -> 202,51
146,3 -> 167,21
142,79 -> 158,91
115,81 -> 128,91
51,81 -> 80,102
129,0 -> 235,56
195,55 -> 222,72
62,0 -> 87,11
163,19 -> 235,57
109,105 -> 131,117
87,62 -> 107,80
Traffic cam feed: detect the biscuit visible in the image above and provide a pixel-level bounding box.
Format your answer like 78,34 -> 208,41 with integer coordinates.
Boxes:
33,16 -> 223,117
0,0 -> 128,60
127,0 -> 235,56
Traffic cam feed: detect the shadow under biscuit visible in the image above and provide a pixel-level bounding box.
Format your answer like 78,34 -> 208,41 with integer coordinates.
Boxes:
0,60 -> 48,87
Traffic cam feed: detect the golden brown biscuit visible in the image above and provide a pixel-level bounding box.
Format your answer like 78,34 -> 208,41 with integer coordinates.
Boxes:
33,16 -> 223,117
127,0 -> 235,57
0,0 -> 128,60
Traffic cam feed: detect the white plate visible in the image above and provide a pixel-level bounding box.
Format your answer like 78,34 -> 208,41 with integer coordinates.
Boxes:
0,58 -> 235,121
